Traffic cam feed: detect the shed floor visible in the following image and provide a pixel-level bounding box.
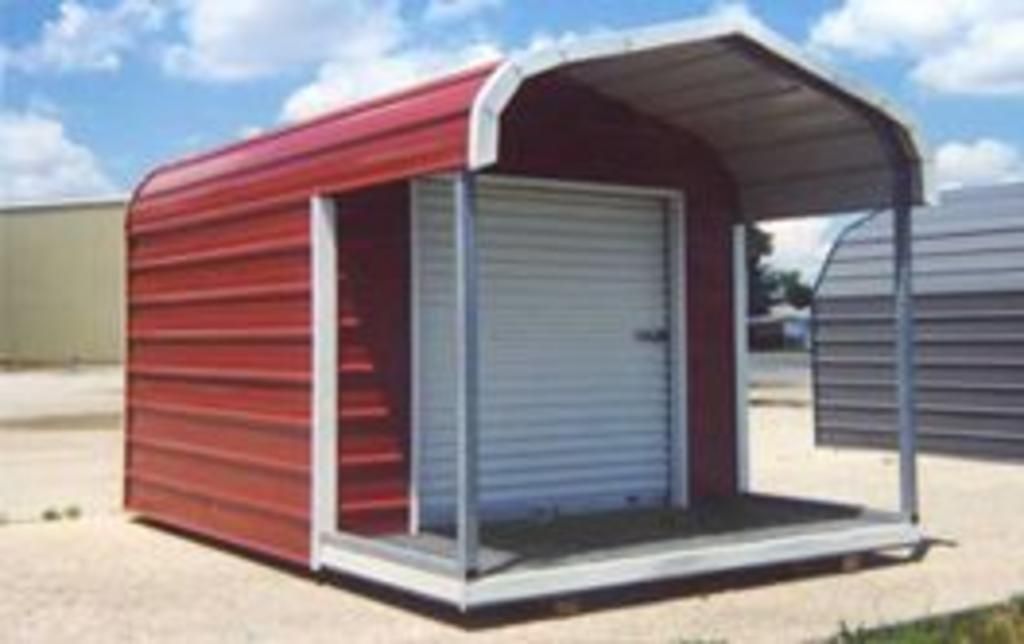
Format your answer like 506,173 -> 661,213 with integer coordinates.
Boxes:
387,494 -> 900,576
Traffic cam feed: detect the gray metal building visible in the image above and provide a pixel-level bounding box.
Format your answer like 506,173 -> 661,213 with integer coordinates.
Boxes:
813,182 -> 1024,460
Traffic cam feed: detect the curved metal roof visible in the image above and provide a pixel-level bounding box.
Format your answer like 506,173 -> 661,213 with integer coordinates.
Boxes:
472,17 -> 930,220
134,17 -> 929,222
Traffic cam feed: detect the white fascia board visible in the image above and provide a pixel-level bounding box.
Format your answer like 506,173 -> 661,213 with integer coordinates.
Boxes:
466,15 -> 930,206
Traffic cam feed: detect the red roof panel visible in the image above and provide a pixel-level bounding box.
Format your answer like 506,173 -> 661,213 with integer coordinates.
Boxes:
133,62 -> 498,210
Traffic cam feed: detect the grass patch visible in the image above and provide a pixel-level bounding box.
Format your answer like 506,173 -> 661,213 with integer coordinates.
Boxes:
37,505 -> 84,522
832,596 -> 1024,643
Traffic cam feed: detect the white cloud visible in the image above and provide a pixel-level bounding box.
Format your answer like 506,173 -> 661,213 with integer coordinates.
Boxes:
935,138 -> 1024,189
523,25 -> 618,53
237,125 -> 264,140
913,20 -> 1024,95
282,41 -> 500,122
163,0 -> 404,82
707,1 -> 768,30
0,110 -> 116,204
155,0 -> 503,121
279,2 -> 769,125
425,0 -> 502,23
762,218 -> 836,282
809,0 -> 969,58
5,0 -> 165,73
809,0 -> 1024,95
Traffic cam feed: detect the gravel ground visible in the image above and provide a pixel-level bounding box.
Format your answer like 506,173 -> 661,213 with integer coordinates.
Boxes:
0,366 -> 122,523
0,366 -> 122,423
1,364 -> 1023,643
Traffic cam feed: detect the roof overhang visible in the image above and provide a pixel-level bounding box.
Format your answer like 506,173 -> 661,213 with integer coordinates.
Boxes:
469,17 -> 932,220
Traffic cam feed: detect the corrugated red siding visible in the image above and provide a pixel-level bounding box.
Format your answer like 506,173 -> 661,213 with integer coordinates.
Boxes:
126,196 -> 313,564
126,67 -> 492,566
494,75 -> 739,499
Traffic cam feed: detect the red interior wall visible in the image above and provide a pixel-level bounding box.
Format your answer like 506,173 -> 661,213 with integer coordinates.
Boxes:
336,185 -> 411,534
494,75 -> 740,499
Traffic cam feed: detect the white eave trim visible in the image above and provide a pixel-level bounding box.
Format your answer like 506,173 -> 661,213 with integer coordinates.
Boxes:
467,15 -> 932,209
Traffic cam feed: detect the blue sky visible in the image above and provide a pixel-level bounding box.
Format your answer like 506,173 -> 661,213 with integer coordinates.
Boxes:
2,0 -> 1024,277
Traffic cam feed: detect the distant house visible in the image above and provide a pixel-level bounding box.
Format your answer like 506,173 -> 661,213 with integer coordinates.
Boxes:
749,304 -> 811,351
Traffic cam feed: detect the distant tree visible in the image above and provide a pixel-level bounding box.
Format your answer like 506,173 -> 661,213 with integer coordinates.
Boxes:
776,270 -> 814,309
745,224 -> 815,313
745,224 -> 775,316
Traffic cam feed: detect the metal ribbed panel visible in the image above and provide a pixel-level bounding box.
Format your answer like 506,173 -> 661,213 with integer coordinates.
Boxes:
126,198 -> 314,565
414,177 -> 672,524
813,183 -> 1024,459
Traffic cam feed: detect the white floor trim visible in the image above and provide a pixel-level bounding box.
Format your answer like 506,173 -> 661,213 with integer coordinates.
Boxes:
319,518 -> 922,611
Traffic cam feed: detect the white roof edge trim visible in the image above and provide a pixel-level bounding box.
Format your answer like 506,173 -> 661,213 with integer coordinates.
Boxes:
468,15 -> 932,206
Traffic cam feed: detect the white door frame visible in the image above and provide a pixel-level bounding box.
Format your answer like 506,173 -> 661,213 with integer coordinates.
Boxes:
407,174 -> 689,533
733,224 -> 750,492
668,193 -> 689,508
309,194 -> 339,571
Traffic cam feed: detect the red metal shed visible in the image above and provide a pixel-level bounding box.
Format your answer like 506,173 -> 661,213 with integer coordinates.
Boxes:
126,17 -> 929,609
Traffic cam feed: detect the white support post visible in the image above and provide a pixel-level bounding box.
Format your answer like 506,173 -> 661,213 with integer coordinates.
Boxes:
893,200 -> 919,522
310,195 -> 339,570
454,171 -> 480,577
733,224 -> 750,493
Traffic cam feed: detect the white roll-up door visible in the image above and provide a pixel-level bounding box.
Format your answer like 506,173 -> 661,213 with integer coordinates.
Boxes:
413,176 -> 678,525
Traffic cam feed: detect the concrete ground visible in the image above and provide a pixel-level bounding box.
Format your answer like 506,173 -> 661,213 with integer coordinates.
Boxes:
2,360 -> 1023,643
0,366 -> 122,523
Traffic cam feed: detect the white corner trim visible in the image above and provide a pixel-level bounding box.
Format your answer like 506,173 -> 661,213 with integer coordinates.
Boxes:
310,195 -> 339,570
466,16 -> 930,201
669,193 -> 689,507
733,224 -> 750,492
